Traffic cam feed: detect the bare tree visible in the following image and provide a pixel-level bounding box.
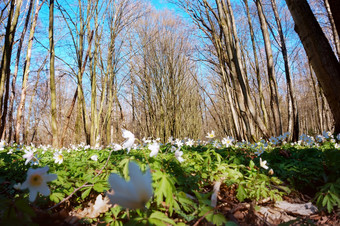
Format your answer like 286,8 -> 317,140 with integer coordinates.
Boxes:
15,0 -> 45,143
270,0 -> 299,140
255,0 -> 282,136
49,0 -> 58,147
6,0 -> 34,142
0,0 -> 23,139
285,0 -> 340,133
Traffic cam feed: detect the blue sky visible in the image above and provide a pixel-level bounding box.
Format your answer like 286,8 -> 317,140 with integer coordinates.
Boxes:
150,0 -> 185,15
151,0 -> 173,10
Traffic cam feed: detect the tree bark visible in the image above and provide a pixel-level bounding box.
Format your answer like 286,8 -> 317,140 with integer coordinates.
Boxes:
15,0 -> 45,143
270,0 -> 299,140
309,64 -> 323,132
285,0 -> 340,133
328,0 -> 340,38
6,0 -> 33,142
49,0 -> 58,147
243,0 -> 269,129
255,0 -> 283,136
0,0 -> 23,139
25,57 -> 47,143
324,0 -> 340,59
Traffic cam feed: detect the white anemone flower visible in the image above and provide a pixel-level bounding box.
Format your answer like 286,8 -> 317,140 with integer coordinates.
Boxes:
0,139 -> 6,150
170,146 -> 177,152
21,166 -> 57,202
122,129 -> 135,153
206,131 -> 215,139
142,137 -> 152,144
168,136 -> 174,144
269,136 -> 279,145
53,151 -> 64,164
23,149 -> 36,165
222,136 -> 234,147
111,143 -> 122,151
106,162 -> 153,209
322,131 -> 333,139
148,142 -> 160,157
175,149 -> 184,163
13,183 -> 22,190
175,139 -> 183,147
213,140 -> 221,148
186,139 -> 194,147
315,135 -> 324,143
91,154 -> 98,161
259,158 -> 269,170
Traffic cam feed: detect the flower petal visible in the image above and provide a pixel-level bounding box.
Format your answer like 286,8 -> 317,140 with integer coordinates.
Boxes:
129,162 -> 152,202
37,183 -> 50,196
29,187 -> 38,202
21,181 -> 29,190
106,191 -> 146,209
44,173 -> 58,182
108,173 -> 132,195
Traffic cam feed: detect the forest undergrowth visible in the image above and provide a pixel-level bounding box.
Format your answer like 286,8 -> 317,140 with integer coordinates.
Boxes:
0,131 -> 340,225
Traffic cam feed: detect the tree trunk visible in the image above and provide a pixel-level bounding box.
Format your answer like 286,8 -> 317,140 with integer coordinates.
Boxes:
90,14 -> 100,147
60,89 -> 77,146
0,0 -> 23,139
25,57 -> 46,143
285,0 -> 340,133
328,0 -> 340,38
255,0 -> 283,136
243,0 -> 269,129
15,0 -> 44,143
6,0 -> 33,142
49,0 -> 58,147
270,0 -> 299,140
324,0 -> 340,59
309,64 -> 323,132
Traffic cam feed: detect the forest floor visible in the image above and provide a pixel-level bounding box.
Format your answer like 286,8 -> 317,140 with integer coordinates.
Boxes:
1,136 -> 340,225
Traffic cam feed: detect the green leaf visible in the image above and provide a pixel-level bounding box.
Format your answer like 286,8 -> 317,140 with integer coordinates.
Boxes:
322,194 -> 329,207
81,187 -> 92,199
147,218 -> 166,226
327,198 -> 333,213
225,221 -> 238,226
276,185 -> 291,194
249,160 -> 255,169
209,213 -> 227,226
176,223 -> 187,226
93,182 -> 105,192
329,192 -> 340,206
50,192 -> 64,203
236,184 -> 247,202
200,205 -> 227,226
176,192 -> 196,212
154,173 -> 175,211
110,205 -> 123,218
149,211 -> 175,225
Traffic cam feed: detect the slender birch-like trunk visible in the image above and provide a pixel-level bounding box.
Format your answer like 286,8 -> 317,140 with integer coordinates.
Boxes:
255,0 -> 283,136
6,0 -> 33,142
49,0 -> 58,147
243,0 -> 269,128
15,0 -> 45,143
270,0 -> 299,140
0,0 -> 23,139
